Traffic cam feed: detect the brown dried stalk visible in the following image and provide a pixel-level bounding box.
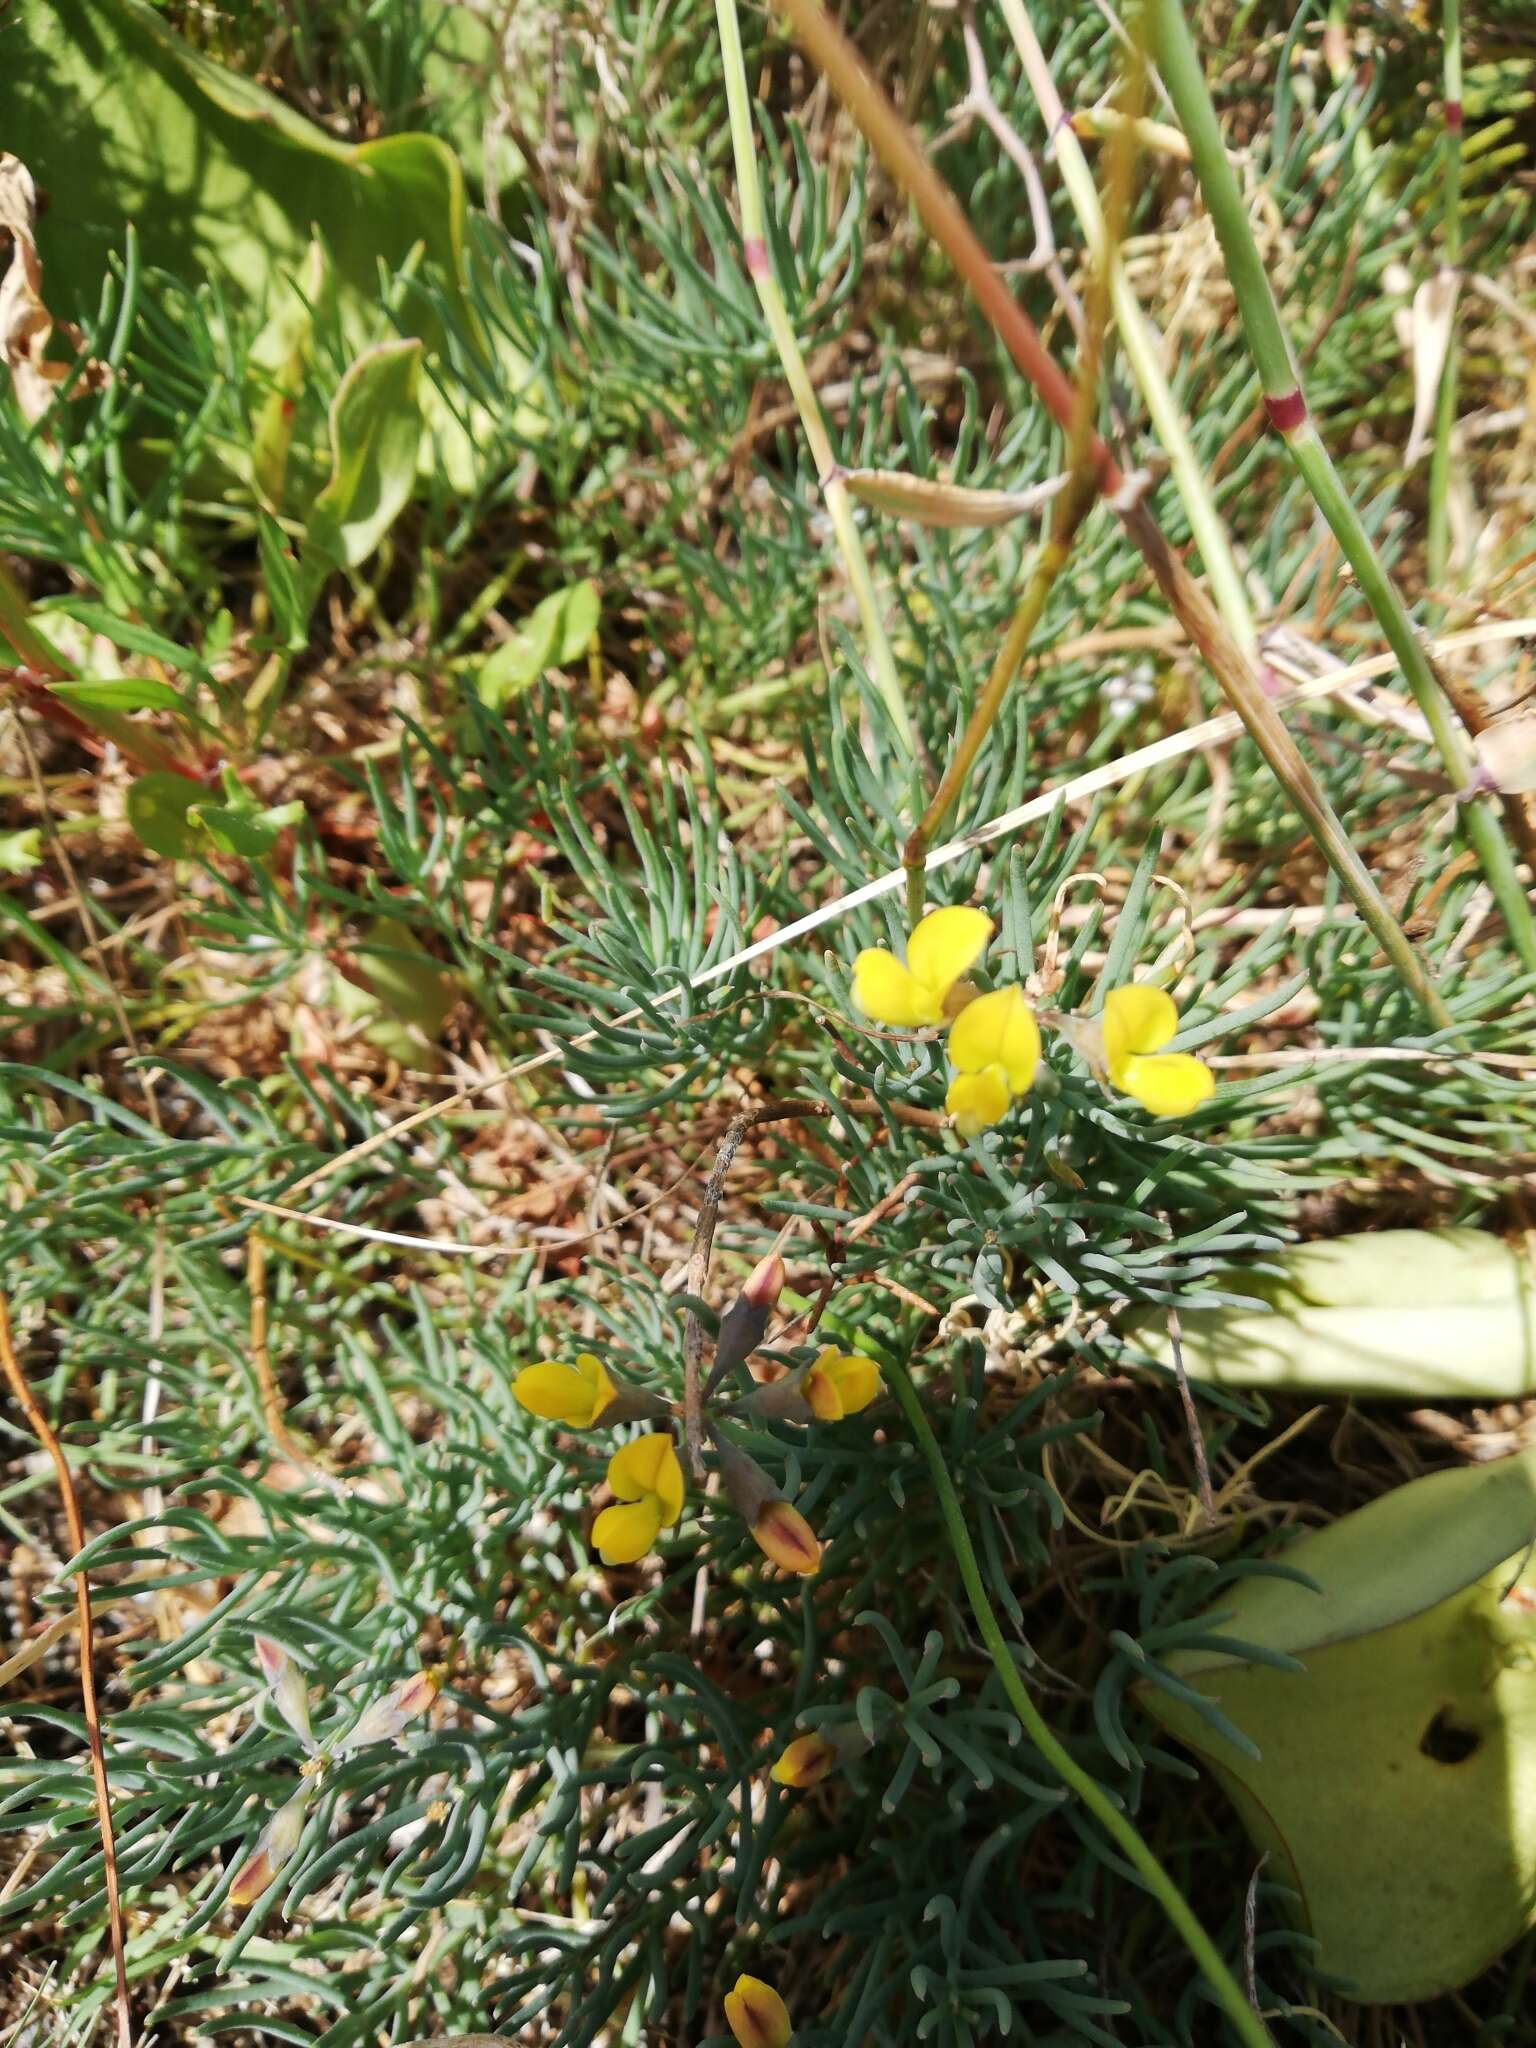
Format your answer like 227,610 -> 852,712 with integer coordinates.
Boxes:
0,1292 -> 133,2047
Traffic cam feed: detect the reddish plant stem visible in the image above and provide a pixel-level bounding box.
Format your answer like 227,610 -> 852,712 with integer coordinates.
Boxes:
773,0 -> 1452,1028
0,1293 -> 134,2047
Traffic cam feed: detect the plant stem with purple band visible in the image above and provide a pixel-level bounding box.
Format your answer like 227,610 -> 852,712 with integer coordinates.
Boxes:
1145,0 -> 1536,977
774,0 -> 1453,1027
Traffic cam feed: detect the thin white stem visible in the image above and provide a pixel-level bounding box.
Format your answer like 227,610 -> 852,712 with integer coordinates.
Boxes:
275,615 -> 1534,1208
997,0 -> 1257,655
714,0 -> 915,752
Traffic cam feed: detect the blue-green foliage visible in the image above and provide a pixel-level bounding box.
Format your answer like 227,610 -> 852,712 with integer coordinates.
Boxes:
3,1 -> 1534,2042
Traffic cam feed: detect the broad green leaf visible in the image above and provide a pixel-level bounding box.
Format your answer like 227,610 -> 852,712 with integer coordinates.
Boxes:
1123,1228 -> 1536,1400
551,579 -> 601,664
477,608 -> 560,712
126,772 -> 206,858
477,583 -> 600,710
191,800 -> 304,861
332,919 -> 460,1065
0,829 -> 44,875
304,341 -> 424,583
6,2 -> 542,506
50,678 -> 185,715
250,239 -> 327,512
358,921 -> 460,1038
1138,1448 -> 1536,2001
5,0 -> 468,343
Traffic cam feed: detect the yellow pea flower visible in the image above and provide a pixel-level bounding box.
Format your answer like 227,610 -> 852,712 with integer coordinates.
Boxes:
944,985 -> 1041,1135
852,905 -> 992,1027
945,1064 -> 1012,1137
1101,985 -> 1215,1118
514,1352 -> 616,1428
771,1732 -> 839,1789
803,1347 -> 881,1421
725,1973 -> 792,2048
592,1433 -> 684,1564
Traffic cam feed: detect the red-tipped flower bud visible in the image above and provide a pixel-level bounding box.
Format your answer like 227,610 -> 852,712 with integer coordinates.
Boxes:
742,1249 -> 786,1309
228,1783 -> 312,1907
725,1973 -> 792,2048
771,1732 -> 839,1789
753,1500 -> 821,1577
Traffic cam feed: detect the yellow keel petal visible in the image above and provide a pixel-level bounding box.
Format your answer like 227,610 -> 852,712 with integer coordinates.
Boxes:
593,1497 -> 664,1564
1120,1051 -> 1215,1117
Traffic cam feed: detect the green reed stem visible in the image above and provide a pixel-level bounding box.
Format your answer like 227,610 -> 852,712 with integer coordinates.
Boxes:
775,0 -> 1453,1026
1427,0 -> 1462,588
1145,0 -> 1536,976
998,0 -> 1257,658
904,462 -> 1100,922
884,1351 -> 1277,2048
713,0 -> 915,755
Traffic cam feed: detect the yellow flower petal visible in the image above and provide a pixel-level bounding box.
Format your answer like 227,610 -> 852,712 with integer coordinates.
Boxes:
946,986 -> 1040,1093
1119,1051 -> 1215,1118
725,1975 -> 792,2048
753,1500 -> 821,1576
823,1352 -> 880,1415
606,1433 -> 684,1522
803,1362 -> 844,1422
515,1359 -> 607,1426
592,1497 -> 664,1565
650,1437 -> 685,1524
851,947 -> 933,1027
1101,984 -> 1179,1079
573,1352 -> 617,1421
945,1064 -> 1011,1138
770,1733 -> 839,1789
906,905 -> 993,1002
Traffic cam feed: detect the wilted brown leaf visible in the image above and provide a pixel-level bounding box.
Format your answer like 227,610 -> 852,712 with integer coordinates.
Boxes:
1403,267 -> 1459,469
0,152 -> 108,424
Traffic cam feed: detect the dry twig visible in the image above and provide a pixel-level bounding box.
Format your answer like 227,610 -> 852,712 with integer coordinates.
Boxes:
0,1292 -> 133,2048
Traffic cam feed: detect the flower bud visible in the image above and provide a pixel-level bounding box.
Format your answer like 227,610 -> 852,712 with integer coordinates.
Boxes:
753,1500 -> 821,1576
743,1249 -> 786,1309
228,1782 -> 313,1907
724,1973 -> 792,2048
712,1249 -> 786,1385
770,1732 -> 839,1789
337,1666 -> 439,1756
255,1636 -> 315,1752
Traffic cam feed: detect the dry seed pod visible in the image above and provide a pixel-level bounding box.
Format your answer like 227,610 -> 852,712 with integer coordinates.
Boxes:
842,467 -> 1065,529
